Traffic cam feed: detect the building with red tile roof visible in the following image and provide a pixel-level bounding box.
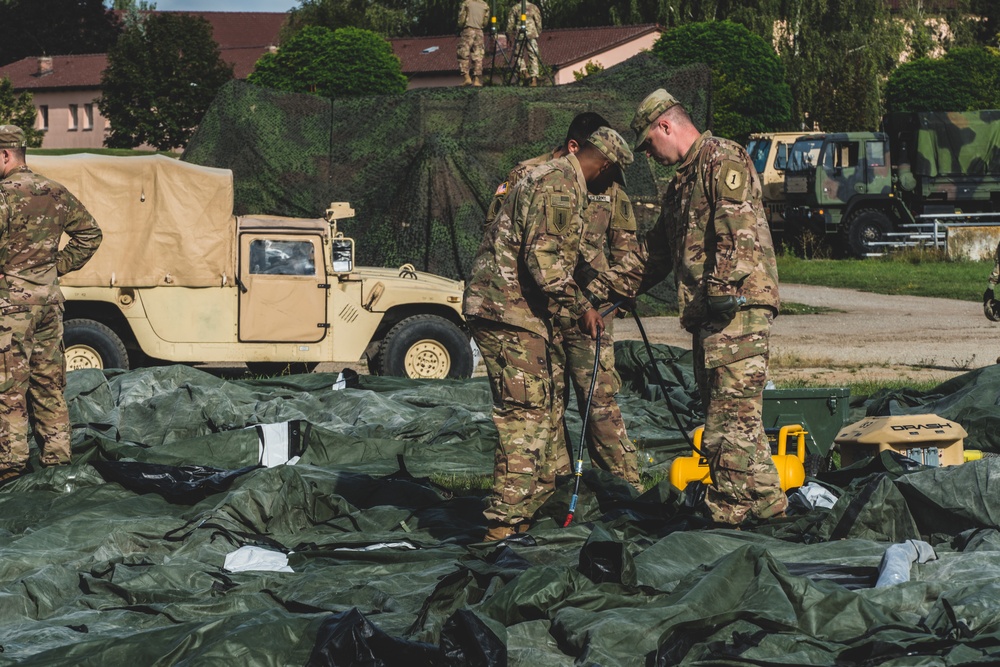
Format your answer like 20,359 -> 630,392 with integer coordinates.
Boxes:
0,11 -> 286,149
393,24 -> 661,88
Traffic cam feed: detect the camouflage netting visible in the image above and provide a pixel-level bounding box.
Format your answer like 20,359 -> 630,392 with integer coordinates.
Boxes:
182,55 -> 712,310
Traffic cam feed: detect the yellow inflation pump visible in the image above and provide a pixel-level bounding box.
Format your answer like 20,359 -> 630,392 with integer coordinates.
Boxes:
670,424 -> 808,492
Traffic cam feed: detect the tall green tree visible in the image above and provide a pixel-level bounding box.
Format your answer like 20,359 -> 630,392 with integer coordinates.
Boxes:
284,0 -> 410,38
652,21 -> 792,142
249,26 -> 407,98
99,13 -> 233,150
885,47 -> 1000,113
0,79 -> 41,148
0,0 -> 120,67
773,0 -> 904,132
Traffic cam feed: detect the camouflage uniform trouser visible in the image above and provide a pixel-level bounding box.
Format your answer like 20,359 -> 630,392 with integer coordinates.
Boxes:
0,301 -> 72,471
694,307 -> 787,525
469,317 -> 568,526
516,37 -> 540,77
457,28 -> 485,76
553,313 -> 639,488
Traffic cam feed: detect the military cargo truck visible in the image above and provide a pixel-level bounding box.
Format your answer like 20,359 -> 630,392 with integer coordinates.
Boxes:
34,154 -> 475,378
783,111 -> 1000,257
746,131 -> 822,239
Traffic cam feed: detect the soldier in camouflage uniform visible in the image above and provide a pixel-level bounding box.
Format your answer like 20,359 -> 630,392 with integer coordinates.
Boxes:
0,126 -> 102,481
457,0 -> 489,87
464,127 -> 633,541
631,90 -> 787,526
983,243 -> 1000,362
487,112 -> 643,490
506,0 -> 542,86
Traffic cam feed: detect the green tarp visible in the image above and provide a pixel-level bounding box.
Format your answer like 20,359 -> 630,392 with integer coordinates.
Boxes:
3,344 -> 1000,664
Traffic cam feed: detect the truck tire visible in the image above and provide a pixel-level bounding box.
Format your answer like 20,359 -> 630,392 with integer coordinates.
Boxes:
246,362 -> 319,377
64,319 -> 129,371
375,314 -> 473,379
846,209 -> 892,258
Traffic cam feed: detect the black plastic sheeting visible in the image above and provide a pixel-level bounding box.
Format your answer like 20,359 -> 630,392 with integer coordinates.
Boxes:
0,345 -> 999,664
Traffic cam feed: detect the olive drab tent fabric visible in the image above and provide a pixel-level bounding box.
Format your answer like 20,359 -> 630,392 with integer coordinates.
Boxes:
3,344 -> 1000,662
181,55 -> 711,299
31,154 -> 237,288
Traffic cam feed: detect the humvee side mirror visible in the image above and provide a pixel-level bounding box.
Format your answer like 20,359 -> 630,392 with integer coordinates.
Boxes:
332,238 -> 354,273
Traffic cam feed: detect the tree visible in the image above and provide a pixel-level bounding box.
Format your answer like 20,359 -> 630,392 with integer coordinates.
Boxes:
0,79 -> 41,148
99,13 -> 233,150
0,0 -> 120,68
885,47 -> 1000,113
284,0 -> 410,38
248,26 -> 407,99
652,21 -> 792,141
773,0 -> 904,132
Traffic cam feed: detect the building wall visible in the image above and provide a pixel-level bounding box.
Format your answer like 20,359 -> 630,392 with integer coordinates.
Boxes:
406,33 -> 660,90
552,34 -> 660,85
31,90 -> 108,150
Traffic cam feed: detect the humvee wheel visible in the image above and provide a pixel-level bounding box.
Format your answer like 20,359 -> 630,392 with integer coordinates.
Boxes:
376,314 -> 473,379
64,319 -> 130,371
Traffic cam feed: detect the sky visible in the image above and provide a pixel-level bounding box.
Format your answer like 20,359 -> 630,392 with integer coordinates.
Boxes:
152,0 -> 299,11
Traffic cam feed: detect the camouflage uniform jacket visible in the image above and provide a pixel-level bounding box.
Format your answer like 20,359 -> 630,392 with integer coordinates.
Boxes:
580,182 -> 643,303
641,131 -> 779,331
506,2 -> 541,39
464,153 -> 592,339
486,149 -> 560,225
0,166 -> 102,305
458,0 -> 489,30
488,151 -> 643,304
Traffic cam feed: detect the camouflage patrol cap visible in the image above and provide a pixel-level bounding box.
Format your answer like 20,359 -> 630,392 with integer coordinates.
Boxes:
586,126 -> 633,186
0,125 -> 25,149
630,88 -> 680,151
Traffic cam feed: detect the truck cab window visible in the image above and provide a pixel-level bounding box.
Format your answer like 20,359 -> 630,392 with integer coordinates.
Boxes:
249,239 -> 316,276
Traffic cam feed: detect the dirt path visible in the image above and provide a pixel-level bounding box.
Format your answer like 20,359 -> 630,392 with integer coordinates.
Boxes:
613,284 -> 999,387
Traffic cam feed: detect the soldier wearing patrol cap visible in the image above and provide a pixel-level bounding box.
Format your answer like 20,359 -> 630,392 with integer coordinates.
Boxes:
464,126 -> 633,541
486,112 -> 644,493
631,90 -> 787,527
0,125 -> 102,482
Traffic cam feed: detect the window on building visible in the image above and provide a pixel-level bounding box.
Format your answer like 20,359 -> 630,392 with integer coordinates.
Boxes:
38,105 -> 48,131
68,104 -> 78,131
82,104 -> 94,131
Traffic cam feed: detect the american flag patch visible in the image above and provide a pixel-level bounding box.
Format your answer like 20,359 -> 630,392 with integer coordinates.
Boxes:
494,181 -> 508,196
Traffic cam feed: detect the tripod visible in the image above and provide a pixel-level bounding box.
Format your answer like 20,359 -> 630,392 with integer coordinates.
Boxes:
485,0 -> 553,86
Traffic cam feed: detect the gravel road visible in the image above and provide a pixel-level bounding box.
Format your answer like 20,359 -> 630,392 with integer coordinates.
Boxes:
613,284 -> 998,386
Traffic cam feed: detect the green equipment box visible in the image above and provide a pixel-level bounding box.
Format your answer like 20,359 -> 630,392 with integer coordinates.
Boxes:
763,387 -> 850,458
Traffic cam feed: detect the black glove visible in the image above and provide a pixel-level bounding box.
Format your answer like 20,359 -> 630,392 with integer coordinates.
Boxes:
607,291 -> 636,318
706,294 -> 742,321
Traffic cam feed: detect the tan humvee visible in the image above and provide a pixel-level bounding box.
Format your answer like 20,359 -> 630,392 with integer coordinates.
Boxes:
746,131 -> 820,233
34,154 -> 474,379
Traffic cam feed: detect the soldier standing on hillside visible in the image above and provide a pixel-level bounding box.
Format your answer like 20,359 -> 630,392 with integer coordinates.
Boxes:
0,125 -> 102,482
506,0 -> 542,86
457,0 -> 490,87
630,90 -> 787,527
487,112 -> 643,491
464,127 -> 633,541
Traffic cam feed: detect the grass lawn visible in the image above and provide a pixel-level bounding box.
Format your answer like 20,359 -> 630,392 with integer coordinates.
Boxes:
777,252 -> 990,301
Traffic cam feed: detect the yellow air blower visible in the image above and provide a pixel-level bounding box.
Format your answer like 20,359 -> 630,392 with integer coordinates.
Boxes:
669,424 -> 808,492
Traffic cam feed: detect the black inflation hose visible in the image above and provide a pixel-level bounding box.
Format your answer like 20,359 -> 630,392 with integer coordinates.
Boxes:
629,306 -> 701,457
562,301 -> 618,528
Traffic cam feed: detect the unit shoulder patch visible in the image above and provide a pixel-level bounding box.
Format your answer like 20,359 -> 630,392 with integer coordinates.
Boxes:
718,158 -> 749,201
546,193 -> 574,235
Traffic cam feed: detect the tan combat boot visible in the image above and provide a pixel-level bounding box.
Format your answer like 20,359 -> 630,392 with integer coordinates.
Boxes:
462,72 -> 473,87
529,76 -> 538,87
472,75 -> 482,87
483,520 -> 516,542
